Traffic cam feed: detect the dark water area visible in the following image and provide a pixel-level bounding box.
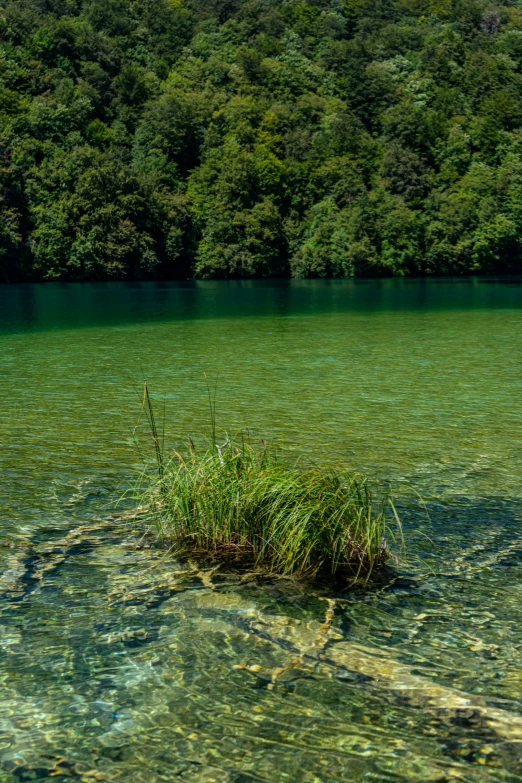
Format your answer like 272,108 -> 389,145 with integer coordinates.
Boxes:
2,278 -> 522,335
1,279 -> 522,782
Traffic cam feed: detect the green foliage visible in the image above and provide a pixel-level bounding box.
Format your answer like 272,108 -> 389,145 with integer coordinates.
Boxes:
2,0 -> 522,280
138,438 -> 394,578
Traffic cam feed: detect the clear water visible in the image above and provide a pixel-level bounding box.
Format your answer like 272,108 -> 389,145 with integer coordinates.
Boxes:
1,278 -> 522,782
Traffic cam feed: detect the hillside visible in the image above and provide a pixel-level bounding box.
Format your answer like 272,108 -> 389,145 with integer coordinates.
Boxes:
2,0 -> 522,280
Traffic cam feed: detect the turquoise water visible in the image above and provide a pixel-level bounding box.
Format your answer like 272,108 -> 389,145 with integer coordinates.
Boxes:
1,279 -> 522,782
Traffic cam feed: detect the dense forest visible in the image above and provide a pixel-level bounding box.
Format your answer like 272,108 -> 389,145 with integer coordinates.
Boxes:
2,0 -> 522,280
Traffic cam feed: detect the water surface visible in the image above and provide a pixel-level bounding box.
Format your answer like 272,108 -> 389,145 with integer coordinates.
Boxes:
1,279 -> 522,782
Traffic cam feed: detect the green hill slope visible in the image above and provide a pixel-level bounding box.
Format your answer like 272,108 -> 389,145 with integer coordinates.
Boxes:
2,0 -> 522,280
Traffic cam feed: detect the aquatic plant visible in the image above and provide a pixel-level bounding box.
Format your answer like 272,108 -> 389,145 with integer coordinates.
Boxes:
134,384 -> 399,580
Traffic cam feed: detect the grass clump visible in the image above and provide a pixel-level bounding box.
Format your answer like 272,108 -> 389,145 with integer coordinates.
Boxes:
133,381 -> 399,580
138,439 -> 397,580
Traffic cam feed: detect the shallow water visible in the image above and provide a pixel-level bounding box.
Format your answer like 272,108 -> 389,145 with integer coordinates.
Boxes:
1,278 -> 522,782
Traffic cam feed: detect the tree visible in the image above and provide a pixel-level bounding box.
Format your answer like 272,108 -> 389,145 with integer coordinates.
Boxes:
1,0 -> 522,279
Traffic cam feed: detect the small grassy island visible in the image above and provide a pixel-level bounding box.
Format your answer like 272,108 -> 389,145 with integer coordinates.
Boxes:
135,386 -> 398,580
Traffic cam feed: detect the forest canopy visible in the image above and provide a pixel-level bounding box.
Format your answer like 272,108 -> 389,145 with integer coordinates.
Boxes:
2,0 -> 522,280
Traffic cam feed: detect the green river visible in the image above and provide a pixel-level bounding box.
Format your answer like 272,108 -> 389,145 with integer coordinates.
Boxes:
1,278 -> 521,782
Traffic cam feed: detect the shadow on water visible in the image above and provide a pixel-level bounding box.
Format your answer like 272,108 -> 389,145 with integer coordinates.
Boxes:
1,277 -> 522,335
